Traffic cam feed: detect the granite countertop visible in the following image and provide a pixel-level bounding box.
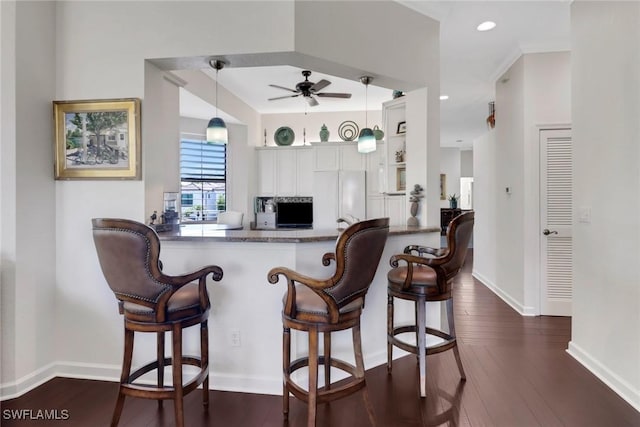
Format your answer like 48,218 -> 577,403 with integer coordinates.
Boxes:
157,224 -> 440,243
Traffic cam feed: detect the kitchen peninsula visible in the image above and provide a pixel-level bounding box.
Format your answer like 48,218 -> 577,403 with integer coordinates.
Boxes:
155,223 -> 440,395
157,223 -> 438,242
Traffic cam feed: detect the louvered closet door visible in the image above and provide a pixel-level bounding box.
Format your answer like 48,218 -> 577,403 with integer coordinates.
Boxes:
540,128 -> 572,316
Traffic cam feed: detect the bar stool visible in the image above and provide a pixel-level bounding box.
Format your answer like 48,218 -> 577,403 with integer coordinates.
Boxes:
92,218 -> 223,427
387,211 -> 474,397
268,218 -> 389,426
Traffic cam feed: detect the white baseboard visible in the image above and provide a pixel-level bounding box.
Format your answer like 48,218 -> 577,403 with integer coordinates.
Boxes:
1,361 -> 283,400
471,270 -> 536,316
0,363 -> 58,401
567,341 -> 640,413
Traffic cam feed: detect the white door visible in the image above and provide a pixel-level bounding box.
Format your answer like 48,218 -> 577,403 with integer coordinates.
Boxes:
540,128 -> 572,316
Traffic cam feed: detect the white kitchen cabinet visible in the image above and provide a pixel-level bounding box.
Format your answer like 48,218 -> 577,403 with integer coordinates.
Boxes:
313,142 -> 365,171
257,148 -> 277,196
275,149 -> 297,196
367,194 -> 406,226
365,142 -> 385,195
386,194 -> 407,226
296,148 -> 314,196
257,147 -> 314,197
339,143 -> 366,170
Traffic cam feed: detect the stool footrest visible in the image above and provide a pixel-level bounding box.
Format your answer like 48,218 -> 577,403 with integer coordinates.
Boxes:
285,356 -> 365,404
389,325 -> 457,355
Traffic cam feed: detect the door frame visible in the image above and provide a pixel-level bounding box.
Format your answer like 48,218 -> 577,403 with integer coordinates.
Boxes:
528,124 -> 571,316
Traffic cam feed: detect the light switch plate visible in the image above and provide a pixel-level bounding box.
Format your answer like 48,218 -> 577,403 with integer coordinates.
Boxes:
578,207 -> 591,223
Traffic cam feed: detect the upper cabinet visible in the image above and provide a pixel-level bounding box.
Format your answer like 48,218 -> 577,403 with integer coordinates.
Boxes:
255,142 -> 369,198
257,147 -> 314,196
382,98 -> 407,194
313,142 -> 365,171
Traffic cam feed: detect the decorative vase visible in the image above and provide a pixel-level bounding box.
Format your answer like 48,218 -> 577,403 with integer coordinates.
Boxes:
450,199 -> 458,209
319,124 -> 329,142
373,125 -> 384,141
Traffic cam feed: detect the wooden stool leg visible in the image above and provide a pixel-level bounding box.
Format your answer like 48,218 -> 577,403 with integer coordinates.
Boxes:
157,331 -> 164,408
112,328 -> 134,427
353,323 -> 376,426
324,332 -> 331,390
172,324 -> 184,427
201,320 -> 210,406
446,298 -> 466,380
282,327 -> 291,417
416,297 -> 427,398
387,294 -> 394,373
307,327 -> 319,427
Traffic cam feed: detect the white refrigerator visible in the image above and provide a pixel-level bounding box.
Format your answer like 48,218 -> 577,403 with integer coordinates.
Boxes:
313,170 -> 366,229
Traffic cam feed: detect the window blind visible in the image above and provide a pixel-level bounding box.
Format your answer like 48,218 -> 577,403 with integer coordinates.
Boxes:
180,139 -> 226,182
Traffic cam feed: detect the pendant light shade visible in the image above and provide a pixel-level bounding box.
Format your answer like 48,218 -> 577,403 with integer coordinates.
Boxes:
207,59 -> 228,144
206,117 -> 228,144
358,75 -> 376,154
358,127 -> 376,153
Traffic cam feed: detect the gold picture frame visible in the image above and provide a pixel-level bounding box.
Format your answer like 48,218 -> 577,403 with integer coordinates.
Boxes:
397,167 -> 406,191
440,173 -> 447,200
53,98 -> 141,180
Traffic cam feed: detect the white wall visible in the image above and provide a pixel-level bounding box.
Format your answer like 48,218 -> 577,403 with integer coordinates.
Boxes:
460,149 -> 473,177
569,1 -> 640,410
440,148 -> 461,208
475,51 -> 570,315
472,131 -> 497,288
1,1 -> 57,397
495,55 -> 527,308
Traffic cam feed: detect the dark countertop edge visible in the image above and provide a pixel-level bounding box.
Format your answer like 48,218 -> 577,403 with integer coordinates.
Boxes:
158,225 -> 440,243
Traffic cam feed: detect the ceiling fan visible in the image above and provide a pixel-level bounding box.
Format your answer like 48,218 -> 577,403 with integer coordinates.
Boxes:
268,70 -> 352,106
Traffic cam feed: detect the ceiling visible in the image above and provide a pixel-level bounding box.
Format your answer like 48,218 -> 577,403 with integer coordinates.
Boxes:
180,1 -> 571,149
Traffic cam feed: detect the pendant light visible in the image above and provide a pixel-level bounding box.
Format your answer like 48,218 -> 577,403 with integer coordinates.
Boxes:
206,59 -> 228,144
358,76 -> 376,153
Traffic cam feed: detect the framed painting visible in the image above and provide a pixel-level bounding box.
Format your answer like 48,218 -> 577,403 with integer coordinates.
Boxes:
53,98 -> 141,180
440,173 -> 447,200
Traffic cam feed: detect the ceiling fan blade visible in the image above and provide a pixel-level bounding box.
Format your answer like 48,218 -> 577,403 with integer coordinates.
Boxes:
268,94 -> 300,101
305,96 -> 319,107
316,92 -> 352,99
310,79 -> 331,92
269,84 -> 298,93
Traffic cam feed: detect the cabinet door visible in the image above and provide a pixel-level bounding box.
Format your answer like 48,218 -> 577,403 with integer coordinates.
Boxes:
367,195 -> 385,219
314,145 -> 339,171
339,144 -> 366,171
257,149 -> 276,196
385,194 -> 406,226
296,148 -> 314,196
275,149 -> 297,196
365,143 -> 385,195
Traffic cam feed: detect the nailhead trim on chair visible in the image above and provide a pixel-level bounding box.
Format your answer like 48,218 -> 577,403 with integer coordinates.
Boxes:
100,226 -> 172,304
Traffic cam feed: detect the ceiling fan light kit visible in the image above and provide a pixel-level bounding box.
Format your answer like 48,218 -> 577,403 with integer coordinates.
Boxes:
207,59 -> 228,144
358,75 -> 376,154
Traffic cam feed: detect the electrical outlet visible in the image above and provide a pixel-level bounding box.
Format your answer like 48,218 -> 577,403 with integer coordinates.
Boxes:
230,329 -> 241,347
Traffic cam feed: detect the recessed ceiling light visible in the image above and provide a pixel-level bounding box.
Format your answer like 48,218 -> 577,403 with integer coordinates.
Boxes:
477,21 -> 496,32
440,95 -> 449,100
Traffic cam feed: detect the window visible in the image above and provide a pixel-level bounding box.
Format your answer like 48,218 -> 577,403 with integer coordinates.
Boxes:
180,138 -> 226,221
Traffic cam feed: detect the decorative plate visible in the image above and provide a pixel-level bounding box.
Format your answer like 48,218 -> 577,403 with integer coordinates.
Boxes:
338,121 -> 359,141
274,126 -> 295,146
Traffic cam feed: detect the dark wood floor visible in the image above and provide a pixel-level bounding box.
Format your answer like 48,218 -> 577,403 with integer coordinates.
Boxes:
3,253 -> 640,426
